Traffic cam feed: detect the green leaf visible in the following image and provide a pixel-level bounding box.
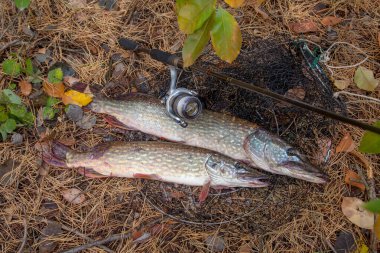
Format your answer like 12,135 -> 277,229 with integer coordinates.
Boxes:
22,112 -> 34,125
0,111 -> 8,122
43,106 -> 56,120
354,66 -> 379,92
24,58 -> 34,75
363,199 -> 380,213
176,0 -> 189,14
359,121 -> 380,154
7,83 -> 17,90
7,104 -> 27,119
210,7 -> 242,63
182,15 -> 213,67
2,89 -> 22,105
2,59 -> 22,77
48,68 -> 64,84
46,97 -> 61,107
28,75 -> 42,84
1,118 -> 17,133
0,128 -> 7,141
14,0 -> 30,10
177,0 -> 216,34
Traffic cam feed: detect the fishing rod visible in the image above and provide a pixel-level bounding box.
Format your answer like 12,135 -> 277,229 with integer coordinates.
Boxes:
118,38 -> 380,135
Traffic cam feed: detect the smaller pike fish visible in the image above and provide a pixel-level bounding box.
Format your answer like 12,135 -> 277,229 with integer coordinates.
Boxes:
42,141 -> 269,202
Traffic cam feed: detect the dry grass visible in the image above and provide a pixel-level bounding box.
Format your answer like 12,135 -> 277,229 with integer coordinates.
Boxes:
0,0 -> 379,252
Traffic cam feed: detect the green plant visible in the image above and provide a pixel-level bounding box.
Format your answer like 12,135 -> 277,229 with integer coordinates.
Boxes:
177,0 -> 243,67
13,0 -> 31,10
43,97 -> 60,120
0,89 -> 34,140
359,121 -> 380,154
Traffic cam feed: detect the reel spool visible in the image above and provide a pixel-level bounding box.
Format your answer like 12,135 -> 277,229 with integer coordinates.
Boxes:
163,66 -> 203,127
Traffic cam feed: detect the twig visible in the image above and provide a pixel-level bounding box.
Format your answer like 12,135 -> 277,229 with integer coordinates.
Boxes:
60,224 -> 114,253
60,218 -> 164,253
352,151 -> 377,253
16,218 -> 27,253
0,40 -> 21,53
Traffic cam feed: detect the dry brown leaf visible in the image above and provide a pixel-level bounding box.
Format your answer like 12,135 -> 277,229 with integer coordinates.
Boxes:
63,76 -> 80,86
336,133 -> 356,153
62,188 -> 86,204
334,79 -> 350,90
38,48 -> 47,54
285,87 -> 306,100
171,190 -> 186,199
58,137 -> 76,146
43,82 -> 65,98
239,243 -> 252,253
375,216 -> 380,240
344,169 -> 365,192
341,197 -> 374,229
19,80 -> 32,96
288,20 -> 319,34
321,16 -> 343,26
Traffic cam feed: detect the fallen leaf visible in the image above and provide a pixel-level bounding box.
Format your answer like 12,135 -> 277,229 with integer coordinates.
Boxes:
58,137 -> 76,146
19,80 -> 32,96
75,114 -> 96,130
334,79 -> 350,90
38,48 -> 47,54
321,16 -> 343,26
288,20 -> 319,34
354,66 -> 379,92
68,0 -> 86,8
316,138 -> 332,163
62,188 -> 86,204
375,216 -> 380,240
285,87 -> 305,100
205,235 -> 225,252
224,0 -> 244,8
344,169 -> 365,192
63,76 -> 80,86
132,231 -> 151,243
150,223 -> 171,236
62,90 -> 93,107
0,159 -> 19,186
43,82 -> 65,98
359,121 -> 380,154
336,133 -> 356,153
341,197 -> 374,229
239,243 -> 252,253
39,221 -> 62,253
11,133 -> 23,145
313,3 -> 329,15
363,198 -> 380,213
65,104 -> 84,122
334,231 -> 356,253
357,243 -> 369,253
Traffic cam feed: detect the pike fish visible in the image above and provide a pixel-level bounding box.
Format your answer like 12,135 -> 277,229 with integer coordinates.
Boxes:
42,141 -> 268,201
88,94 -> 329,183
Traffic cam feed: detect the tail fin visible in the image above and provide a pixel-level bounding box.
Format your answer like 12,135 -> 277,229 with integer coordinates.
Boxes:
42,141 -> 70,168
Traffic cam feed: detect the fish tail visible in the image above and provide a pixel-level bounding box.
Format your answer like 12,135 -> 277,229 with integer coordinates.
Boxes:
42,140 -> 70,168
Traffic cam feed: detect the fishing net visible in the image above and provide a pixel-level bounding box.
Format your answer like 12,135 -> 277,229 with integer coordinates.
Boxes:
129,35 -> 346,229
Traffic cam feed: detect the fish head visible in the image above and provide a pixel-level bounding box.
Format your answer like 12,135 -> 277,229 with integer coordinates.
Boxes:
245,129 -> 329,184
205,155 -> 269,188
86,98 -> 103,113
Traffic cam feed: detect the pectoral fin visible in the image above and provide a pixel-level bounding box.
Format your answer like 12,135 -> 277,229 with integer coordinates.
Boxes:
198,180 -> 211,203
104,115 -> 136,130
78,168 -> 109,178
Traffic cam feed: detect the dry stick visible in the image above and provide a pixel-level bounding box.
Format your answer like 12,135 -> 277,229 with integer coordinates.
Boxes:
351,151 -> 377,253
60,218 -> 164,253
16,218 -> 27,253
0,40 -> 21,53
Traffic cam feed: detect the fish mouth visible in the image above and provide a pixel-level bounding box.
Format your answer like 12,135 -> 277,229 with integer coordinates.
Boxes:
237,174 -> 270,187
280,161 -> 329,184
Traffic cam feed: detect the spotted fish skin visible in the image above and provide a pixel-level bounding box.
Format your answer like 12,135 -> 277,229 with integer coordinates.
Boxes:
43,141 -> 268,198
88,94 -> 329,183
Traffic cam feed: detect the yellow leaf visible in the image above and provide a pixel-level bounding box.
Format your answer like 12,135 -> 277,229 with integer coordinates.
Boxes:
43,82 -> 65,98
356,243 -> 369,253
224,0 -> 244,8
334,79 -> 350,90
354,66 -> 379,92
62,90 -> 93,107
210,7 -> 242,63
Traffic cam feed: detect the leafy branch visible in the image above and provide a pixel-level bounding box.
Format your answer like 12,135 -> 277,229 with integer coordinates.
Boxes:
177,0 -> 243,67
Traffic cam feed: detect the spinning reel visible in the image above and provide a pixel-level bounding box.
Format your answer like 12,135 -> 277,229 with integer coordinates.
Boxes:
162,66 -> 203,127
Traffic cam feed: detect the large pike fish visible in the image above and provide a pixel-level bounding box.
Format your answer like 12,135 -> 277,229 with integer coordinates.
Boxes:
88,94 -> 328,183
42,141 -> 268,201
